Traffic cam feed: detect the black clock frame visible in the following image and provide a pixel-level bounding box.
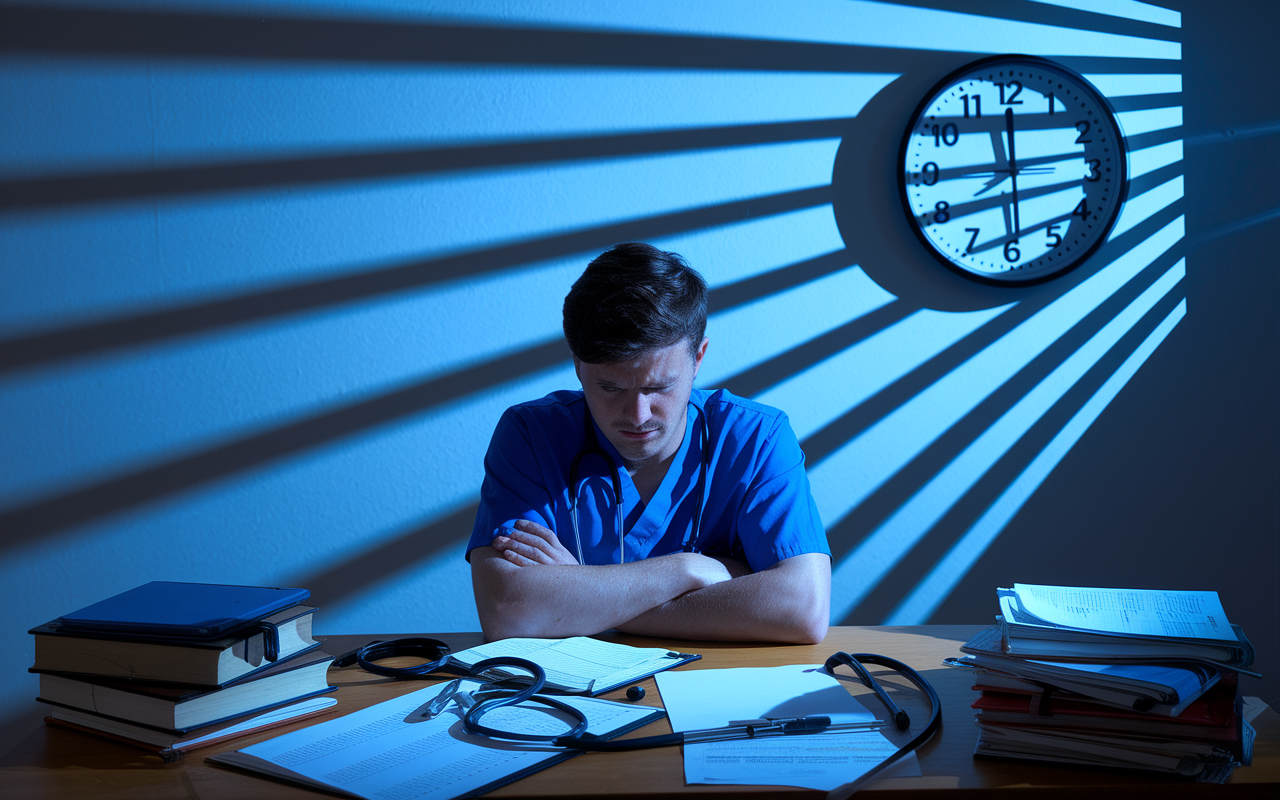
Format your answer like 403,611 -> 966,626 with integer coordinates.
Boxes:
897,54 -> 1129,287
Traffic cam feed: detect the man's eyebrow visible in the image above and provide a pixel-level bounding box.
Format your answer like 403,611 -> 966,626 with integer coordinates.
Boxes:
595,376 -> 677,389
641,377 -> 679,391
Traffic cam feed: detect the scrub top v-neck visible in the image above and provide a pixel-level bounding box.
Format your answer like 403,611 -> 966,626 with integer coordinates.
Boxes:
599,400 -> 699,562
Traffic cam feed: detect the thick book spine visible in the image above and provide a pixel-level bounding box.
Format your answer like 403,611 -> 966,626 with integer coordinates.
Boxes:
31,609 -> 318,686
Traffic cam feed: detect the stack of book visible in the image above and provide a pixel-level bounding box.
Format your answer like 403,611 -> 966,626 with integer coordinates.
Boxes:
947,584 -> 1258,783
29,581 -> 336,759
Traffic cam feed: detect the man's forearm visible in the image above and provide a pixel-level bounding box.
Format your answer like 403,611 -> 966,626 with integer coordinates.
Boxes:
615,553 -> 831,644
471,547 -> 735,640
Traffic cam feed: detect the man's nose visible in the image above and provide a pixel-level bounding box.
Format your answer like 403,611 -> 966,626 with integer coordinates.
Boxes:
625,392 -> 652,427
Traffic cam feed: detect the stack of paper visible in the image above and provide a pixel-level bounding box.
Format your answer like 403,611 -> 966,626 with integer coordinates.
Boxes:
997,584 -> 1256,668
949,585 -> 1257,783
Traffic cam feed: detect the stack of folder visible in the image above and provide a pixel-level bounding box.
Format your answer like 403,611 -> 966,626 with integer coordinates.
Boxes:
947,584 -> 1258,783
29,581 -> 336,758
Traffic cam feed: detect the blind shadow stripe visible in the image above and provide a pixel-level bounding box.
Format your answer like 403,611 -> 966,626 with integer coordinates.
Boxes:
720,300 -> 912,401
710,249 -> 852,316
820,213 -> 1186,619
801,198 -> 1185,472
0,186 -> 846,546
296,503 -> 478,610
1,4 -> 956,72
851,286 -> 1186,626
798,296 -> 1048,470
0,119 -> 855,213
0,184 -> 834,374
861,0 -> 1181,40
0,339 -> 566,548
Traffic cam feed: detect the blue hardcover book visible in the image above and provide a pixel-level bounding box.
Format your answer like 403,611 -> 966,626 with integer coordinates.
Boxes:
53,582 -> 310,639
34,582 -> 313,668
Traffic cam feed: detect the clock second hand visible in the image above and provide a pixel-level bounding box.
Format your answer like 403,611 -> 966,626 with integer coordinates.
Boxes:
1005,107 -> 1021,237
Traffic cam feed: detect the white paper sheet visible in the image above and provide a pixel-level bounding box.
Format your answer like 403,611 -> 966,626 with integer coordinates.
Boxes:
1009,584 -> 1236,640
681,731 -> 911,790
451,636 -> 691,693
655,664 -> 919,790
211,680 -> 661,800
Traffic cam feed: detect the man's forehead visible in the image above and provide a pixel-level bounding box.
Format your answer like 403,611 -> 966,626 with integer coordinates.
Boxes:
582,344 -> 693,384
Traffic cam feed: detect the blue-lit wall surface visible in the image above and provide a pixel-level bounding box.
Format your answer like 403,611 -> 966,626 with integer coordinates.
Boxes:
2,0 -> 1276,751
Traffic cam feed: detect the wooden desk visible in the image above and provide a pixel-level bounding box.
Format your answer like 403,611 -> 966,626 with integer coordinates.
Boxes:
2,626 -> 1276,799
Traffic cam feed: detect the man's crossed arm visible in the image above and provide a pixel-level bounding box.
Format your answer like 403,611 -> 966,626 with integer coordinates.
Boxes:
469,519 -> 831,644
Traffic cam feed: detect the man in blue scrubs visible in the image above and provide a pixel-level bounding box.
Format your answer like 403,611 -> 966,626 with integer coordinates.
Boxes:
468,243 -> 831,643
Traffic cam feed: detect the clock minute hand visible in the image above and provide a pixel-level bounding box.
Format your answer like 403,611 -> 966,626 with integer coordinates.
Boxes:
1006,107 -> 1021,236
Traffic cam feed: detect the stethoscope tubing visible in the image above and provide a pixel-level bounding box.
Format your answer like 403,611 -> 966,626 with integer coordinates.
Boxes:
569,400 -> 710,563
461,657 -> 589,742
337,641 -> 941,764
823,652 -> 943,799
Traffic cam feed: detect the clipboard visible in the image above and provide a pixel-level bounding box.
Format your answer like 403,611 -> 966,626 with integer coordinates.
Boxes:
209,680 -> 665,800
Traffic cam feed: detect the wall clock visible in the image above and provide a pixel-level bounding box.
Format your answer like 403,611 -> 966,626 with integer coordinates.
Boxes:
899,55 -> 1127,285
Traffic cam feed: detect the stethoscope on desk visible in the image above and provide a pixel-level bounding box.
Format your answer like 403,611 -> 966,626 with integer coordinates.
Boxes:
336,638 -> 940,783
567,401 -> 710,564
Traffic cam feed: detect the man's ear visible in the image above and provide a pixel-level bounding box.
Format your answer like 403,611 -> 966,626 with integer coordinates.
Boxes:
692,337 -> 709,378
572,355 -> 582,384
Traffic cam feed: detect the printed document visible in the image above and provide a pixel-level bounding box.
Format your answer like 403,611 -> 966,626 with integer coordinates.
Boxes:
451,636 -> 695,693
655,664 -> 917,790
1005,584 -> 1236,640
210,679 -> 661,800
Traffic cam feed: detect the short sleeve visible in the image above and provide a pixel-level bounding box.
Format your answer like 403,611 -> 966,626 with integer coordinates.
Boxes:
734,413 -> 829,570
466,408 -> 557,560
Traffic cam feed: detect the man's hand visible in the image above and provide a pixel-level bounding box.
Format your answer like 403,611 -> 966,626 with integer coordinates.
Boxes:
470,538 -> 752,640
707,554 -> 753,581
491,520 -> 747,587
471,519 -> 828,643
616,552 -> 831,644
491,519 -> 579,566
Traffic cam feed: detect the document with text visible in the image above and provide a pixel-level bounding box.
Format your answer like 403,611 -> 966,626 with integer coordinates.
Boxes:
450,636 -> 698,694
1001,585 -> 1236,640
655,664 -> 917,791
210,680 -> 662,800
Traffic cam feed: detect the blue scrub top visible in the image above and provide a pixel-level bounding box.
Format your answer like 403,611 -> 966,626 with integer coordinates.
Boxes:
468,388 -> 829,570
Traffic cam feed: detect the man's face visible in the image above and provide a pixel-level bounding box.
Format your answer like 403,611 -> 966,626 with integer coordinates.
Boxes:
575,338 -> 708,474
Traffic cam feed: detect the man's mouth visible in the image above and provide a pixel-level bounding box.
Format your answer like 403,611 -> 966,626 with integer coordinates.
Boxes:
618,428 -> 659,440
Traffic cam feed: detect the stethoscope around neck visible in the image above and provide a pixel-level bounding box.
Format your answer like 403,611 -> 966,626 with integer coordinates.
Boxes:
567,401 -> 710,564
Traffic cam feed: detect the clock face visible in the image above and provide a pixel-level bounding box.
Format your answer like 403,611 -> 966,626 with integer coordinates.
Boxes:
899,56 -> 1127,284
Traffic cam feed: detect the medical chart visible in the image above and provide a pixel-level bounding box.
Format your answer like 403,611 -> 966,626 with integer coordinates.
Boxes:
1004,584 -> 1237,640
210,680 -> 661,800
655,664 -> 918,791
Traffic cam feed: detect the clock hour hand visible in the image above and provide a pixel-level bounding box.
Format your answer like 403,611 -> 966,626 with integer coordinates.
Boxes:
971,128 -> 1014,196
972,170 -> 1010,197
971,125 -> 1055,197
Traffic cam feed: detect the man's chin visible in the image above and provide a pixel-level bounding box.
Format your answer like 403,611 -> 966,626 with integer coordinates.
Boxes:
610,433 -> 664,465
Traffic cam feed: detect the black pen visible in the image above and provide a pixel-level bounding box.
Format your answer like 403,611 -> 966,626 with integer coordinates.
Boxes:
558,715 -> 882,751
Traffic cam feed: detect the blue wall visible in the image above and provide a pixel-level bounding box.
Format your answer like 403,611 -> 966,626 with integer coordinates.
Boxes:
3,0 -> 1276,752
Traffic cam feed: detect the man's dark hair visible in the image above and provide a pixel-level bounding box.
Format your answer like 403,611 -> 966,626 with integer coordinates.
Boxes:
563,242 -> 708,364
